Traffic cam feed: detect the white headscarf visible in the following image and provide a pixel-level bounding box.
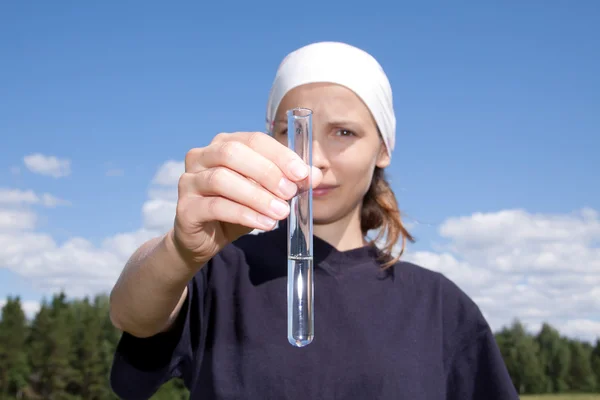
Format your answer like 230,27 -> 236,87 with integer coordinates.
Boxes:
265,41 -> 396,157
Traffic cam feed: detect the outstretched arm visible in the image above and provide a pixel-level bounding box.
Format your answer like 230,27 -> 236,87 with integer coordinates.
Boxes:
109,230 -> 200,338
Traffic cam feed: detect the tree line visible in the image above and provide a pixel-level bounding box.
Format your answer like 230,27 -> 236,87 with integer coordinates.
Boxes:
0,293 -> 599,399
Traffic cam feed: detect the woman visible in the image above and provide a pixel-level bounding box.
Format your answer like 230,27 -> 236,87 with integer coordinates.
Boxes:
109,42 -> 518,399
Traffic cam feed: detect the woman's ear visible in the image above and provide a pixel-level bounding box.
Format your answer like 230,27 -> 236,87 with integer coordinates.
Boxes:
376,143 -> 391,169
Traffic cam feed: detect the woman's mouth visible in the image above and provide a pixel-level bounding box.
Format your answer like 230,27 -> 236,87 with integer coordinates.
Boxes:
313,185 -> 338,197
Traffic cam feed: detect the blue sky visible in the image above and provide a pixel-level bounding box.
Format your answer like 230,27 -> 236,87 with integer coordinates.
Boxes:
0,1 -> 599,340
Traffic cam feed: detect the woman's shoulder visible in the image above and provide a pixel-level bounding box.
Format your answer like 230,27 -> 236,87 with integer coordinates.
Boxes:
393,261 -> 518,398
394,259 -> 480,306
393,259 -> 491,342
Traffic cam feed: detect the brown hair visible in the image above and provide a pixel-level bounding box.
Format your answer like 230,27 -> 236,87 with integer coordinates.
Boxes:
361,167 -> 415,268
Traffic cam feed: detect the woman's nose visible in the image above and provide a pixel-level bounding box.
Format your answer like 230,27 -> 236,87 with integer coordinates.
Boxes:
312,139 -> 329,171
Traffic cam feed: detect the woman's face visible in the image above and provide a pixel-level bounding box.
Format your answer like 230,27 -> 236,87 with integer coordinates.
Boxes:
272,82 -> 390,225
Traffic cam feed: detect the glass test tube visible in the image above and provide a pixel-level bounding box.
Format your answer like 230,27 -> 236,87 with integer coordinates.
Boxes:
286,107 -> 314,347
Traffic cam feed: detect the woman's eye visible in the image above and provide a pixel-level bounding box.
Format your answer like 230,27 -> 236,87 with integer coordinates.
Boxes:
335,129 -> 355,137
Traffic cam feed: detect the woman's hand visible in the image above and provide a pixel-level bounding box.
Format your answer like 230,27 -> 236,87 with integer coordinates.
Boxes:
171,131 -> 322,267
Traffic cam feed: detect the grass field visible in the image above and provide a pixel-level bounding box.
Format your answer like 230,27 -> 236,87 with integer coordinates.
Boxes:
521,395 -> 600,400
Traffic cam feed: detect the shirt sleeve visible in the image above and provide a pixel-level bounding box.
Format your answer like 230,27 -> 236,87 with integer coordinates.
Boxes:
446,318 -> 519,400
109,270 -> 206,400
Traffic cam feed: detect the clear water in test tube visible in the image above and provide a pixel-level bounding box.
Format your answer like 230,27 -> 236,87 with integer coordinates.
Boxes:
286,107 -> 314,347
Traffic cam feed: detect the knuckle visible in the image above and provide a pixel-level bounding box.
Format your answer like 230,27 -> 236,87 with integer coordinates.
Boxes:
206,167 -> 228,190
261,162 -> 280,183
237,206 -> 250,224
205,197 -> 220,218
184,148 -> 203,171
246,131 -> 263,149
212,132 -> 230,143
176,196 -> 198,225
216,141 -> 238,163
177,172 -> 191,195
175,199 -> 188,220
250,187 -> 269,209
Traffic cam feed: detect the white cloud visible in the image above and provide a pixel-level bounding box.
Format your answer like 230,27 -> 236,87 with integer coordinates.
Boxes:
561,319 -> 600,341
0,226 -> 160,298
142,199 -> 176,232
403,207 -> 600,343
0,189 -> 38,205
23,153 -> 71,178
0,159 -> 598,343
0,209 -> 37,231
40,193 -> 71,207
0,161 -> 181,299
143,160 -> 183,233
0,189 -> 70,208
152,160 -> 184,186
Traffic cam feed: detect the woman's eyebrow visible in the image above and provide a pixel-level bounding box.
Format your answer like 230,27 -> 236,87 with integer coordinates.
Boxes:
277,117 -> 359,125
274,117 -> 362,131
326,118 -> 360,127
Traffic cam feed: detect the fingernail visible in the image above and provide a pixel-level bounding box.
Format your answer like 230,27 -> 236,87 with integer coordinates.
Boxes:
278,177 -> 297,197
289,159 -> 309,180
270,199 -> 289,218
257,214 -> 276,229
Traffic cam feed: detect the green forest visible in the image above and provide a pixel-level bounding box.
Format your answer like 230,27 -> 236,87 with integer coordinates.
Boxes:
1,293 -> 599,399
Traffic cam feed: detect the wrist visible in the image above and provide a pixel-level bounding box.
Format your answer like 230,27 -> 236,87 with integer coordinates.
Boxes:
164,229 -> 208,272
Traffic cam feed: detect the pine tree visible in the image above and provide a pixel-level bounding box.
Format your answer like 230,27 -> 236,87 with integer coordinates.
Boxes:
535,323 -> 571,392
0,296 -> 30,398
69,297 -> 106,399
27,293 -> 78,399
591,339 -> 600,392
567,339 -> 597,392
495,319 -> 546,394
27,300 -> 52,397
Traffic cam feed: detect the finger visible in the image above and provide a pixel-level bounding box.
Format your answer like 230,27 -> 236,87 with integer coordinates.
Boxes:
309,166 -> 323,188
180,195 -> 277,231
188,140 -> 299,200
180,168 -> 291,222
184,147 -> 204,173
294,166 -> 323,195
215,132 -> 311,183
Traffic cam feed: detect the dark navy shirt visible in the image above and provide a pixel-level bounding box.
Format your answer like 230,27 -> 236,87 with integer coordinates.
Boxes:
110,223 -> 518,399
